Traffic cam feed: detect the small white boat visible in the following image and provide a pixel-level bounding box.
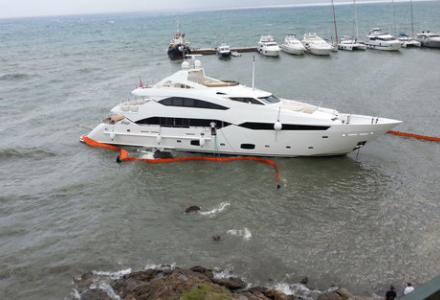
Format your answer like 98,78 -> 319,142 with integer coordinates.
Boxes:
302,33 -> 333,56
338,38 -> 367,51
231,51 -> 241,57
257,35 -> 281,57
398,33 -> 421,47
365,28 -> 401,51
280,34 -> 305,55
216,44 -> 231,58
416,31 -> 440,48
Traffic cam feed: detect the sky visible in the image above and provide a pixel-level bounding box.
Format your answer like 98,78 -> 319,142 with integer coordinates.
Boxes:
0,0 -> 429,19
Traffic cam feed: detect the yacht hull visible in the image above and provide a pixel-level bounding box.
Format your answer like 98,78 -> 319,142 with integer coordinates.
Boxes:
87,118 -> 400,157
280,44 -> 305,55
421,40 -> 440,48
167,44 -> 191,60
306,47 -> 331,56
365,42 -> 401,51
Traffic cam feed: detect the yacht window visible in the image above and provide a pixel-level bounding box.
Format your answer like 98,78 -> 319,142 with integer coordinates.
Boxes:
258,95 -> 281,104
241,144 -> 255,150
159,97 -> 228,110
136,117 -> 230,129
229,97 -> 264,105
239,122 -> 329,130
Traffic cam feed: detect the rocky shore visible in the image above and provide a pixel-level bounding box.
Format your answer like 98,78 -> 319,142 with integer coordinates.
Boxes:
70,265 -> 382,300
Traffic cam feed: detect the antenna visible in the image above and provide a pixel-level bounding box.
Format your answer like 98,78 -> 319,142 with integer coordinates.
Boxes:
251,56 -> 256,90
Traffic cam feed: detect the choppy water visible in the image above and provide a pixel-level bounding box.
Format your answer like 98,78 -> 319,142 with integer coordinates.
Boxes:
1,2 -> 440,299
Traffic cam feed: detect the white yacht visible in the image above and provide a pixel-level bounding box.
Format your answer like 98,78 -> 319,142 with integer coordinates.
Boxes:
365,28 -> 401,51
302,33 -> 333,56
84,60 -> 401,157
280,35 -> 305,55
397,33 -> 421,47
216,44 -> 231,58
416,31 -> 440,48
257,35 -> 281,57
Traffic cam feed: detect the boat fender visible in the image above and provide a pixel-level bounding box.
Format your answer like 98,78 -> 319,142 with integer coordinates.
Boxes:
109,132 -> 116,140
156,135 -> 162,144
200,138 -> 206,147
274,121 -> 282,131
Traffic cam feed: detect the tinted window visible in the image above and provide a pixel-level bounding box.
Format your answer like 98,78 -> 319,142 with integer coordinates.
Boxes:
258,95 -> 280,103
229,97 -> 264,105
159,97 -> 228,110
136,117 -> 230,129
241,144 -> 255,149
239,122 -> 329,131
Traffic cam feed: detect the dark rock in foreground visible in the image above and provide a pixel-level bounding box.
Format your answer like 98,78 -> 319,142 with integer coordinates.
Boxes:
70,265 -> 380,300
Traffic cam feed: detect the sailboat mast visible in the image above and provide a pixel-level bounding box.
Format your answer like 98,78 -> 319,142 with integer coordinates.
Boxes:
354,0 -> 359,40
331,0 -> 339,43
392,0 -> 396,35
410,0 -> 415,37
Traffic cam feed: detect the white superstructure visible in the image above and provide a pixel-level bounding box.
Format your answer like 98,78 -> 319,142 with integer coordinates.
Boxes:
280,35 -> 305,55
416,31 -> 440,48
257,35 -> 281,57
365,28 -> 401,51
85,60 -> 401,157
302,33 -> 333,56
216,44 -> 231,58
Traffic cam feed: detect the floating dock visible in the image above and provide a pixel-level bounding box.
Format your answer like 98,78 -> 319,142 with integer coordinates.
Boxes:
191,47 -> 257,55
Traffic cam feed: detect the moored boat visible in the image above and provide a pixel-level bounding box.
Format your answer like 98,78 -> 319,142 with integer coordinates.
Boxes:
365,28 -> 401,51
280,34 -> 305,55
257,35 -> 281,57
302,33 -> 333,56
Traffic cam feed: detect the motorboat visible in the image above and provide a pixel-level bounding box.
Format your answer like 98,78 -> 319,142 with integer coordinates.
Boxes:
416,31 -> 440,48
83,59 -> 402,157
257,35 -> 281,57
216,44 -> 231,58
302,33 -> 333,56
167,30 -> 191,60
338,39 -> 367,51
365,28 -> 401,51
398,33 -> 421,47
280,35 -> 305,55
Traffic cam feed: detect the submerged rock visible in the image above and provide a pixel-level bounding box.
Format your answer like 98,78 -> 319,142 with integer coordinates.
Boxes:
185,205 -> 201,213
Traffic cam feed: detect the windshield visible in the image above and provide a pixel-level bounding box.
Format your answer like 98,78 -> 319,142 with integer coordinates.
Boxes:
258,95 -> 280,104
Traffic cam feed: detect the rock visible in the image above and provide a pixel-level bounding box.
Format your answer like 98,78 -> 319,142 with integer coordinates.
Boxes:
212,276 -> 247,290
185,205 -> 201,213
263,288 -> 294,300
190,266 -> 214,279
300,277 -> 309,285
318,288 -> 353,300
212,235 -> 221,241
80,289 -> 112,300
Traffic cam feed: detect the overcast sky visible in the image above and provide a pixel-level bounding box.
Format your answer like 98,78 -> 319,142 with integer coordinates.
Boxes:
0,0 -> 425,19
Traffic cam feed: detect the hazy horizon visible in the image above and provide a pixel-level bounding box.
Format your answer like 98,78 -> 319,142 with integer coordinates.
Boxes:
0,0 -> 436,19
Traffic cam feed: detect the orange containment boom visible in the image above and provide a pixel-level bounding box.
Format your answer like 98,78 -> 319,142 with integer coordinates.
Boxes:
387,130 -> 440,143
81,136 -> 282,188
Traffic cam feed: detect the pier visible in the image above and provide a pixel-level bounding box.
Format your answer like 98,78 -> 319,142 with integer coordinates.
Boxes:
191,47 -> 257,55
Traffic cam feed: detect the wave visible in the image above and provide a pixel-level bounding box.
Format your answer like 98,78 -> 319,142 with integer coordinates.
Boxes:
274,282 -> 334,300
0,73 -> 31,81
199,202 -> 230,216
78,67 -> 101,74
226,227 -> 252,241
0,147 -> 56,161
92,268 -> 132,280
144,263 -> 176,271
90,282 -> 121,300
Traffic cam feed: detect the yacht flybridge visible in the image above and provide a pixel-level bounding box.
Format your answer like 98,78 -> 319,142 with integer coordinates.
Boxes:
85,60 -> 401,157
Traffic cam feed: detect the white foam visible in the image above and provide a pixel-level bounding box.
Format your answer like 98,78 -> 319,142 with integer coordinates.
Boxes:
274,282 -> 322,300
90,282 -> 121,300
144,262 -> 176,271
199,202 -> 230,216
226,227 -> 252,241
92,268 -> 132,279
70,288 -> 81,300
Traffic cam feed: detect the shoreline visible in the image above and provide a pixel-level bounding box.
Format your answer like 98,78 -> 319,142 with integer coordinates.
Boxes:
69,265 -> 384,300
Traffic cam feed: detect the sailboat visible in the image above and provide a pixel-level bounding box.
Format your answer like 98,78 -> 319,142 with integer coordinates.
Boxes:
330,0 -> 339,51
397,0 -> 421,47
338,0 -> 367,51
